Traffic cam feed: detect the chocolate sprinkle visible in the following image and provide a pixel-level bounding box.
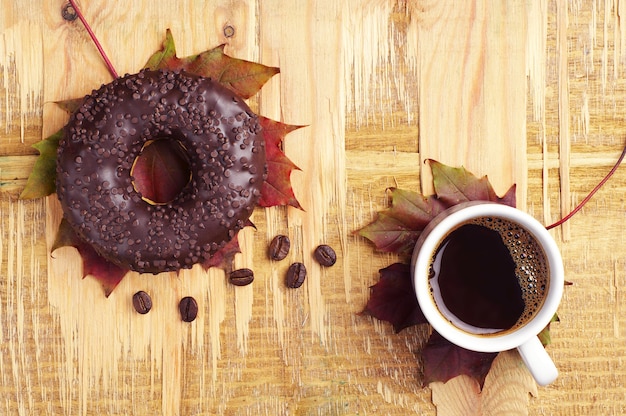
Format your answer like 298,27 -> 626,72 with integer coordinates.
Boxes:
56,70 -> 267,274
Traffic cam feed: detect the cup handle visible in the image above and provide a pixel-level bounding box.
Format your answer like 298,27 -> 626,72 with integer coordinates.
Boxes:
516,336 -> 558,386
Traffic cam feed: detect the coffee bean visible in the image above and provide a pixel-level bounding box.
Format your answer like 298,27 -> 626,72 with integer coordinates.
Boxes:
269,234 -> 291,261
179,296 -> 198,322
286,262 -> 307,288
314,244 -> 337,267
132,291 -> 152,314
229,268 -> 254,286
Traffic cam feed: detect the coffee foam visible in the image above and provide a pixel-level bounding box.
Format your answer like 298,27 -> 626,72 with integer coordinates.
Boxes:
428,216 -> 550,335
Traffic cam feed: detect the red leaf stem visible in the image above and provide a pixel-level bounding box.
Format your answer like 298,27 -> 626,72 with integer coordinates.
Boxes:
546,143 -> 626,230
68,0 -> 119,79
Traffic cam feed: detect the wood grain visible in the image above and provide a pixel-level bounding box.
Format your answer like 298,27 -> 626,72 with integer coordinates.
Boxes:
3,0 -> 626,415
415,0 -> 527,199
413,1 -> 532,412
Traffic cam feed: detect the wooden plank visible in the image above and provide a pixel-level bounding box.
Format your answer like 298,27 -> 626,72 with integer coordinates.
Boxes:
416,0 -> 527,200
556,0 -> 571,240
3,0 -> 626,415
415,1 -> 535,413
37,2 -> 264,415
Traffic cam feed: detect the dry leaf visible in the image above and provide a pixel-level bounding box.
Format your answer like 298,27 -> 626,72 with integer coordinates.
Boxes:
143,29 -> 279,99
130,139 -> 191,204
257,116 -> 304,209
358,188 -> 448,256
423,332 -> 498,388
19,129 -> 63,199
52,219 -> 128,297
357,160 -> 552,388
360,263 -> 427,332
430,351 -> 538,416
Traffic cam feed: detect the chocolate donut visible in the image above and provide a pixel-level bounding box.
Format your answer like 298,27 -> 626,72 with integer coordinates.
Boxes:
56,69 -> 266,274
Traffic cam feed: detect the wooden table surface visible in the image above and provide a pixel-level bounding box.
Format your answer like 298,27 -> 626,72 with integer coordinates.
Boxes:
2,1 -> 626,415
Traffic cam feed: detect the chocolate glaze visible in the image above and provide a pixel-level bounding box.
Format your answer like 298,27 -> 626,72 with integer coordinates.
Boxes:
56,70 -> 266,273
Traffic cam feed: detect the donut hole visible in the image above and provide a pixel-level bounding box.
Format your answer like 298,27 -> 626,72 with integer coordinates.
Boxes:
130,138 -> 192,205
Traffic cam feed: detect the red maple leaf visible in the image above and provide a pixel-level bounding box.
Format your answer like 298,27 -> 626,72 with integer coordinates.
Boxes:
131,139 -> 191,204
360,263 -> 427,332
52,219 -> 129,297
358,160 -> 515,259
201,234 -> 242,271
257,116 -> 304,209
143,29 -> 279,99
422,331 -> 498,388
429,159 -> 516,207
358,188 -> 449,257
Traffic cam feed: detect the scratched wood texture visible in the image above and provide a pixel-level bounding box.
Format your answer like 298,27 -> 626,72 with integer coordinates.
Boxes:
2,0 -> 626,415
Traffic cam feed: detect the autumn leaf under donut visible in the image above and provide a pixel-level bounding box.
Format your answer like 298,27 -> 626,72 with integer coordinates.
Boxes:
21,30 -> 303,296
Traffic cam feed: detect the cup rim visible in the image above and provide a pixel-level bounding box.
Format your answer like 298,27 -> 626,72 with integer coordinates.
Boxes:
411,202 -> 564,353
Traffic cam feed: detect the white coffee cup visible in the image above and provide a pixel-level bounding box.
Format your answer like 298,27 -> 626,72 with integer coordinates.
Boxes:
411,201 -> 564,386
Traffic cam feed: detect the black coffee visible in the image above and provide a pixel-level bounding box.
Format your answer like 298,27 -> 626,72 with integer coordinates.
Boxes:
429,217 -> 549,333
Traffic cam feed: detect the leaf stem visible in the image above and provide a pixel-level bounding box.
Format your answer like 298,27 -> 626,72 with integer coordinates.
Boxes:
546,142 -> 626,230
68,0 -> 119,79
